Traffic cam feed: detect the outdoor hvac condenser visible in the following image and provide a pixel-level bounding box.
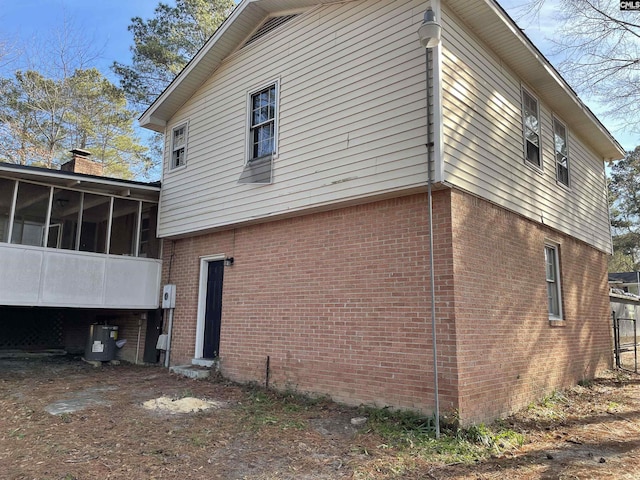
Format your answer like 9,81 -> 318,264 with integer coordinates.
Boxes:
84,324 -> 119,362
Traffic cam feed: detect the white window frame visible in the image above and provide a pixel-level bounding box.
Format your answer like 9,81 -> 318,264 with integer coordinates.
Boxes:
246,79 -> 280,163
553,116 -> 570,187
522,87 -> 542,170
170,122 -> 188,170
545,243 -> 563,321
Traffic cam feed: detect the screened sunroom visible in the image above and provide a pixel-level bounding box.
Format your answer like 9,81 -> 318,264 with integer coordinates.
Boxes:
0,163 -> 161,310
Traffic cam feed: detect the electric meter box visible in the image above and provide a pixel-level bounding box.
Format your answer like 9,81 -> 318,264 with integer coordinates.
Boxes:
162,284 -> 176,308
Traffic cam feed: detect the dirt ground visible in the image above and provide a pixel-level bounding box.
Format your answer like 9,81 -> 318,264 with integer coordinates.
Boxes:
1,355 -> 639,480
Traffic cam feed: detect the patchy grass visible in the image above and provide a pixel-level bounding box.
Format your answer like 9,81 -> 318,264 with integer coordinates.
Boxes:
238,385 -> 330,431
357,405 -> 524,470
8,427 -> 25,440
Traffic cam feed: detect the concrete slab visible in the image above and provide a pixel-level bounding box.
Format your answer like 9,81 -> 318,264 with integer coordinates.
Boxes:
45,386 -> 118,415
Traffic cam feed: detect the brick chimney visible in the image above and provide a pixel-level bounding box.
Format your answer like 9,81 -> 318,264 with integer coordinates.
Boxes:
60,149 -> 104,176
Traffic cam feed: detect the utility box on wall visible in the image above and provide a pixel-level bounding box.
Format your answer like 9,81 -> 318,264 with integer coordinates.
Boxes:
162,284 -> 176,309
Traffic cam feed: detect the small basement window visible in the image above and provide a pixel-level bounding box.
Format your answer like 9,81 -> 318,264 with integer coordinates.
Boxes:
545,244 -> 563,320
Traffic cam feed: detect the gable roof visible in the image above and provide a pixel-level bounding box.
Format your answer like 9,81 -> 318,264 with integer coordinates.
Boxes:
139,0 -> 330,132
139,0 -> 624,160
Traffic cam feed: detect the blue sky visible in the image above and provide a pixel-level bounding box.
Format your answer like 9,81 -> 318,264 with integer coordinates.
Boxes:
0,0 -> 636,151
0,0 -> 159,80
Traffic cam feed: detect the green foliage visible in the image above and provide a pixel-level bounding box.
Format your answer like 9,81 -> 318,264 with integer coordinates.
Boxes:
526,390 -> 569,421
361,406 -> 524,464
540,391 -> 566,407
238,386 -> 330,431
0,67 -> 151,178
59,412 -> 72,424
177,388 -> 195,399
362,406 -> 437,446
189,435 -> 207,447
113,0 -> 235,108
239,389 -> 281,429
9,427 -> 25,439
607,400 -> 620,410
460,423 -> 524,451
609,146 -> 640,272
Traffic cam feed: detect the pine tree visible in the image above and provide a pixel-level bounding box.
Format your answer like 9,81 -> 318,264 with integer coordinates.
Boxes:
113,0 -> 235,108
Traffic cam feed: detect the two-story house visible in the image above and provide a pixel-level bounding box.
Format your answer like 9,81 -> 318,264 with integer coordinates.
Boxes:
140,0 -> 624,424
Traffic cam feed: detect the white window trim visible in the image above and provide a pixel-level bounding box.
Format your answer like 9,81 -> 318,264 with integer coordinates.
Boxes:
545,242 -> 563,322
170,121 -> 189,171
245,79 -> 280,164
552,115 -> 570,188
521,87 -> 542,171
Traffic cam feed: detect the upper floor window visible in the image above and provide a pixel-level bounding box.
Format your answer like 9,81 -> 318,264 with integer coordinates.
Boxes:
171,123 -> 188,169
545,244 -> 563,320
522,88 -> 541,169
553,117 -> 569,186
249,82 -> 278,161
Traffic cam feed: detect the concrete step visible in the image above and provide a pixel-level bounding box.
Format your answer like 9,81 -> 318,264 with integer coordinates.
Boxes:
170,364 -> 211,380
192,357 -> 217,368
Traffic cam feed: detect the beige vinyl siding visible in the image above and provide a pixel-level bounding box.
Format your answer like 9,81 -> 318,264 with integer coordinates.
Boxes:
440,6 -> 611,253
158,0 -> 431,238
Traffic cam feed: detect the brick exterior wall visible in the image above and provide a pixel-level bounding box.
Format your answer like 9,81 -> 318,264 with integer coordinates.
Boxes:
161,189 -> 612,424
163,192 -> 457,413
450,189 -> 612,423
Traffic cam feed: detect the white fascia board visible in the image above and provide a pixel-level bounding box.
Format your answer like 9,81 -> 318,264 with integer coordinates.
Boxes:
139,0 -> 358,131
139,0 -> 255,130
448,0 -> 624,160
482,0 -> 625,159
138,114 -> 167,133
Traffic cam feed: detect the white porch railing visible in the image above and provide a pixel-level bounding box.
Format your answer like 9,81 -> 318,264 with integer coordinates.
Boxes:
0,243 -> 161,309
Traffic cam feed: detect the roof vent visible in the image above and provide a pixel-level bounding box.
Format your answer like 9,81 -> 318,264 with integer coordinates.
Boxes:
244,15 -> 298,47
